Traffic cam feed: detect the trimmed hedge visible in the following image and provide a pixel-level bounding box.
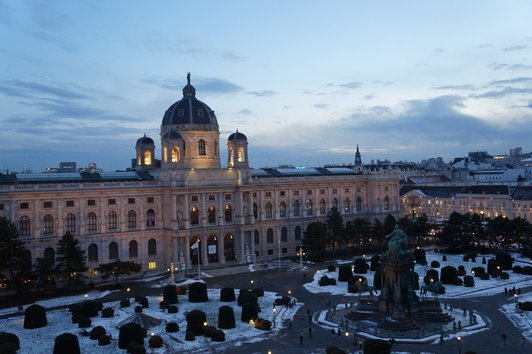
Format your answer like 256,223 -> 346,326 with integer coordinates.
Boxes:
348,276 -> 367,293
186,310 -> 207,336
53,333 -> 80,354
24,304 -> 47,329
274,296 -> 290,306
163,284 -> 178,304
319,275 -> 337,286
353,258 -> 368,274
252,288 -> 264,297
220,287 -> 236,302
512,265 -> 522,273
363,339 -> 391,354
159,301 -> 170,310
89,326 -> 106,340
487,259 -> 502,274
148,335 -> 163,348
471,267 -> 485,277
413,248 -> 427,265
517,301 -> 532,311
521,266 -> 532,275
326,346 -> 346,354
500,272 -> 510,280
254,318 -> 272,330
118,322 -> 146,349
101,307 -> 114,318
188,282 -> 208,303
430,260 -> 440,268
425,269 -> 439,283
165,322 -> 179,333
98,335 -> 111,346
370,255 -> 381,271
241,303 -> 259,323
0,332 -> 20,351
327,264 -> 336,272
441,266 -> 459,285
238,290 -> 258,306
176,286 -> 187,295
463,275 -> 475,287
120,299 -> 131,308
77,317 -> 92,328
338,265 -> 353,282
479,273 -> 490,280
218,306 -> 236,329
167,305 -> 178,314
495,251 -> 513,270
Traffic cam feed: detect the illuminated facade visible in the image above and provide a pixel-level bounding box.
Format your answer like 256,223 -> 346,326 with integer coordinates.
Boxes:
0,75 -> 401,277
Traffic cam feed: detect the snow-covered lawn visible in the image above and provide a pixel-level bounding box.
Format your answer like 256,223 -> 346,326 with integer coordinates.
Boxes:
304,251 -> 532,299
500,292 -> 532,342
0,285 -> 300,354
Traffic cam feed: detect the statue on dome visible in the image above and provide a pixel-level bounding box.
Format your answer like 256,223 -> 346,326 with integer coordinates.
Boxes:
187,72 -> 191,84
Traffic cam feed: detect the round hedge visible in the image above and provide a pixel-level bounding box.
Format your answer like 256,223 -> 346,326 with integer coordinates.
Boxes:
159,300 -> 170,310
218,306 -> 236,329
220,287 -> 236,302
495,251 -> 513,270
254,318 -> 272,330
89,326 -> 106,340
98,334 -> 111,346
319,275 -> 336,286
204,326 -> 218,338
148,335 -> 163,348
0,332 -> 20,350
53,333 -> 80,354
77,317 -> 92,328
500,272 -> 510,280
363,339 -> 391,354
252,287 -> 264,297
338,265 -> 353,282
0,342 -> 18,354
326,346 -> 346,354
327,264 -> 336,272
120,299 -> 131,308
241,303 -> 259,323
118,322 -> 146,349
471,267 -> 485,277
134,306 -> 143,313
186,309 -> 207,336
353,258 -> 368,274
211,329 -> 225,342
274,296 -> 290,306
425,269 -> 439,283
479,273 -> 490,280
430,260 -> 440,268
512,265 -> 522,273
517,301 -> 532,311
487,259 -> 502,274
463,275 -> 475,287
188,282 -> 208,303
521,266 -> 532,275
24,304 -> 47,329
370,255 -> 381,271
163,284 -> 178,304
441,266 -> 459,285
101,307 -> 114,318
237,290 -> 257,306
139,298 -> 149,309
165,322 -> 179,333
167,305 -> 178,314
79,300 -> 102,318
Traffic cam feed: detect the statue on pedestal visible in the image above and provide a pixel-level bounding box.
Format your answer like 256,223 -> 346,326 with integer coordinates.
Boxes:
385,224 -> 409,258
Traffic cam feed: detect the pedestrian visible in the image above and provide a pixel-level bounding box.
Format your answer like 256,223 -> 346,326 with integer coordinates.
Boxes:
308,315 -> 312,324
289,320 -> 292,329
331,329 -> 336,336
502,333 -> 507,345
512,286 -> 516,294
504,287 -> 508,295
337,328 -> 342,337
522,336 -> 526,346
358,338 -> 363,348
299,335 -> 303,345
303,273 -> 306,280
440,333 -> 444,345
390,338 -> 396,347
306,309 -> 310,315
518,288 -> 521,295
333,304 -> 337,312
308,326 -> 312,338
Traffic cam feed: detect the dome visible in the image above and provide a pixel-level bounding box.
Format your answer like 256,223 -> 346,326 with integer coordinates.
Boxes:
162,130 -> 183,140
228,131 -> 247,141
136,134 -> 154,145
161,73 -> 218,129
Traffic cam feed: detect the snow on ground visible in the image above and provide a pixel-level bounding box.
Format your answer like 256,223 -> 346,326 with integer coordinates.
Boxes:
500,291 -> 532,341
0,288 -> 301,354
304,251 -> 532,299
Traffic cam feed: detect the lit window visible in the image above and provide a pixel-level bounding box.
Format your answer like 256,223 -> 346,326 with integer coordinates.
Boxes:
144,150 -> 152,165
172,147 -> 180,163
148,261 -> 157,270
163,147 -> 168,163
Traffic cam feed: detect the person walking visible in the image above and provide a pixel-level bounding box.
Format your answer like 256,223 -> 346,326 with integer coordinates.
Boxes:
299,335 -> 303,345
440,333 -> 444,345
308,326 -> 312,338
502,333 -> 507,346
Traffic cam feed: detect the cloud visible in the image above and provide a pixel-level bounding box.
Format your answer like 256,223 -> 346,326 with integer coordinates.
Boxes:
140,76 -> 243,95
474,87 -> 532,99
363,94 -> 375,100
313,103 -> 328,109
237,109 -> 252,115
0,80 -> 91,100
432,84 -> 477,91
489,77 -> 532,86
328,81 -> 363,89
489,62 -> 532,71
246,90 -> 277,97
502,45 -> 529,52
433,48 -> 445,54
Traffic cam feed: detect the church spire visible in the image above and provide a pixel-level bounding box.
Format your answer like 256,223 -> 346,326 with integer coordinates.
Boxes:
355,145 -> 362,166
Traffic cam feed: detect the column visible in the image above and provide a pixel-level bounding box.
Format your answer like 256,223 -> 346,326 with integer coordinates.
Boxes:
201,234 -> 209,265
218,235 -> 225,264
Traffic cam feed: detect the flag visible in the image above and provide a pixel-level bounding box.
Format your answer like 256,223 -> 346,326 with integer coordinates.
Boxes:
191,240 -> 199,250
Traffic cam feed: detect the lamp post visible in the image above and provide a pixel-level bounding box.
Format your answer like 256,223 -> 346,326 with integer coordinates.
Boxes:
345,331 -> 349,353
278,239 -> 281,272
457,336 -> 461,354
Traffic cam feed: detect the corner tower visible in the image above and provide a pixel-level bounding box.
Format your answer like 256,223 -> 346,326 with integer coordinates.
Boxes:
160,73 -> 220,169
227,130 -> 249,169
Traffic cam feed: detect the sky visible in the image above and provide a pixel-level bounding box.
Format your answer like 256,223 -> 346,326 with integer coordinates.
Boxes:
1,0 -> 532,172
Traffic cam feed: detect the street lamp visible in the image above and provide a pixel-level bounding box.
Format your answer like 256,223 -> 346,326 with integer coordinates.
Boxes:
345,331 -> 350,353
457,336 -> 461,354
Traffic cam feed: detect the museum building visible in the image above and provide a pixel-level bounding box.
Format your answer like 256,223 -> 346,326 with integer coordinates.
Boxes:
0,74 -> 401,277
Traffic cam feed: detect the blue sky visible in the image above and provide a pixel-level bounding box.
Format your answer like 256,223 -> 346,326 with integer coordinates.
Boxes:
1,0 -> 531,172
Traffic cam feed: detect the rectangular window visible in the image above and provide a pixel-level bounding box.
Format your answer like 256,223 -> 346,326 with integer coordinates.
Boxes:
208,195 -> 215,201
265,192 -> 271,197
108,199 -> 116,205
88,199 -> 96,206
148,261 -> 157,270
65,200 -> 74,207
0,203 -> 4,211
332,189 -> 337,194
43,201 -> 52,208
384,186 -> 389,192
253,192 -> 257,198
191,196 -> 198,202
225,194 -> 232,200
294,191 -> 299,196
282,248 -> 288,254
128,198 -> 136,204
147,197 -> 154,203
280,191 -> 285,196
320,189 -> 325,195
267,249 -> 274,255
20,202 -> 29,210
344,188 -> 349,193
307,190 -> 312,195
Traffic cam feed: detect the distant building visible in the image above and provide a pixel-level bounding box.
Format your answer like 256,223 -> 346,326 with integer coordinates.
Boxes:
59,162 -> 77,173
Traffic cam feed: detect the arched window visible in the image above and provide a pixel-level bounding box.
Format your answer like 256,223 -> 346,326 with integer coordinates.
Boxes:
295,226 -> 301,241
42,214 -> 54,235
109,242 -> 118,260
224,205 -> 233,223
65,213 -> 76,234
163,147 -> 168,163
281,227 -> 288,242
44,247 -> 55,267
208,206 -> 216,224
237,147 -> 244,162
306,199 -> 313,216
148,238 -> 157,256
319,199 -> 326,215
333,198 -> 339,210
214,141 -> 218,157
254,230 -> 260,245
137,152 -> 141,165
253,203 -> 258,219
344,198 -> 351,213
129,240 -> 138,258
384,195 -> 390,211
107,211 -> 117,230
127,210 -> 137,229
87,212 -> 97,232
19,216 -> 31,237
198,139 -> 206,156
293,200 -> 300,217
144,150 -> 152,165
265,202 -> 273,219
172,147 -> 180,163
88,244 -> 98,262
356,196 -> 362,212
266,228 -> 274,243
190,207 -> 199,225
279,201 -> 287,218
146,209 -> 155,227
